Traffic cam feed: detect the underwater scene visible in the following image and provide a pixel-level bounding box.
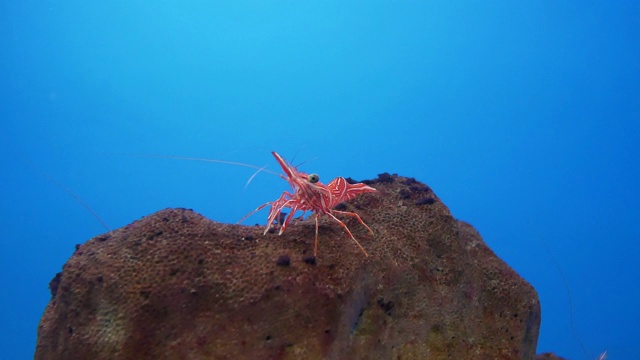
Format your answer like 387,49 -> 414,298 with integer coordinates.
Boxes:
1,2 -> 638,359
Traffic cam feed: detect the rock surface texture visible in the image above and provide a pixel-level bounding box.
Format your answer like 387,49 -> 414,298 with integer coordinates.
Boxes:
36,174 -> 541,360
535,353 -> 567,360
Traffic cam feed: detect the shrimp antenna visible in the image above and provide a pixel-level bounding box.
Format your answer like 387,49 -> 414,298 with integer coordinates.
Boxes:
289,144 -> 306,165
539,240 -> 589,359
287,144 -> 320,169
244,165 -> 270,190
40,172 -> 111,232
294,156 -> 320,169
127,154 -> 282,177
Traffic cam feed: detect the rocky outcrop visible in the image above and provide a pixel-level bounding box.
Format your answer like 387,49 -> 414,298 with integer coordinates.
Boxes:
35,174 -> 540,359
535,353 -> 567,360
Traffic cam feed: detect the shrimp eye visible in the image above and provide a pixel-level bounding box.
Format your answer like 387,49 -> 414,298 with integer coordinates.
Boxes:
308,173 -> 319,183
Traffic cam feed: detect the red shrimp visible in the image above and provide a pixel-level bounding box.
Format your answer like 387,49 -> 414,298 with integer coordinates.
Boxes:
238,152 -> 376,257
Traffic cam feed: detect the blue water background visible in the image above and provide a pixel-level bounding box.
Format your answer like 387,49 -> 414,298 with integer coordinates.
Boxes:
1,2 -> 638,359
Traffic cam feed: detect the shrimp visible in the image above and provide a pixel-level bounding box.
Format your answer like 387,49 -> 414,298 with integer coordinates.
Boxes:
238,152 -> 377,257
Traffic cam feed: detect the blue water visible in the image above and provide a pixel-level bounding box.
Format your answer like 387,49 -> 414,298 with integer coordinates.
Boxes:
2,2 -> 638,359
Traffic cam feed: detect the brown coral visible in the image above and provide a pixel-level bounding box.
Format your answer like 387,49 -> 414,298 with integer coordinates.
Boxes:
35,174 -> 540,360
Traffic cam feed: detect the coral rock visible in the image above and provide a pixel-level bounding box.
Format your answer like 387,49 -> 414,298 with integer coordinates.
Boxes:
535,353 -> 567,360
35,174 -> 540,360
